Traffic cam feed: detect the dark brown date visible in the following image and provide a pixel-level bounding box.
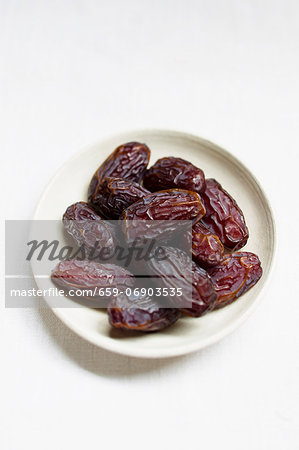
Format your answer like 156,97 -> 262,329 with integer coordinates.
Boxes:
122,189 -> 206,243
63,201 -> 101,221
207,252 -> 262,309
108,292 -> 181,332
201,178 -> 249,250
180,262 -> 217,317
63,202 -> 116,256
89,177 -> 150,219
146,246 -> 217,317
51,259 -> 135,294
88,142 -> 150,201
191,221 -> 224,268
143,156 -> 206,193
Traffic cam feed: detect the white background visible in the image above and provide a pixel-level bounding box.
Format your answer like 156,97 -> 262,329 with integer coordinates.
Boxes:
1,1 -> 299,449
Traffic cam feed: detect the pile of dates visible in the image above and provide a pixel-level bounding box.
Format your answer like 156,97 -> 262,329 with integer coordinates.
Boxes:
51,141 -> 262,333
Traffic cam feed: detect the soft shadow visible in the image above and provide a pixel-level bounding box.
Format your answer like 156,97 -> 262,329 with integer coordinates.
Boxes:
37,304 -> 195,378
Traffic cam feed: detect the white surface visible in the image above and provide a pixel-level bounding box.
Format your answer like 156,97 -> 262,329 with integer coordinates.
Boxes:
1,1 -> 298,449
32,130 -> 276,358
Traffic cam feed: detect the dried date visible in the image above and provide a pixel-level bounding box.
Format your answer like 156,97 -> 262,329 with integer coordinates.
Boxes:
207,252 -> 262,309
181,262 -> 217,317
191,221 -> 224,268
143,156 -> 206,193
89,177 -> 150,219
63,202 -> 116,257
201,178 -> 249,250
108,292 -> 181,332
88,142 -> 150,200
146,246 -> 217,317
63,201 -> 101,222
51,259 -> 135,294
122,189 -> 206,243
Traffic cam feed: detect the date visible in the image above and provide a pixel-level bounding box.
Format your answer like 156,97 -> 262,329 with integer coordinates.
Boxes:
207,252 -> 262,309
146,246 -> 217,317
191,221 -> 224,268
143,156 -> 206,193
63,202 -> 116,256
122,189 -> 206,243
108,292 -> 181,332
63,201 -> 101,222
180,262 -> 217,317
201,178 -> 249,250
51,259 -> 135,294
88,142 -> 150,200
89,177 -> 150,219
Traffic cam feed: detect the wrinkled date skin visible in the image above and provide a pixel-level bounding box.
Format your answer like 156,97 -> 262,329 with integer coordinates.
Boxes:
143,156 -> 206,194
146,246 -> 217,317
51,259 -> 135,295
191,221 -> 224,268
63,201 -> 101,222
181,262 -> 217,317
89,177 -> 150,219
207,252 -> 262,309
122,189 -> 206,243
108,292 -> 181,332
201,178 -> 249,250
63,202 -> 116,257
88,142 -> 150,201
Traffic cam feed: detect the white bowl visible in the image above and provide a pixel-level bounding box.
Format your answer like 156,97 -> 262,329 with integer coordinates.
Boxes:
32,129 -> 276,358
